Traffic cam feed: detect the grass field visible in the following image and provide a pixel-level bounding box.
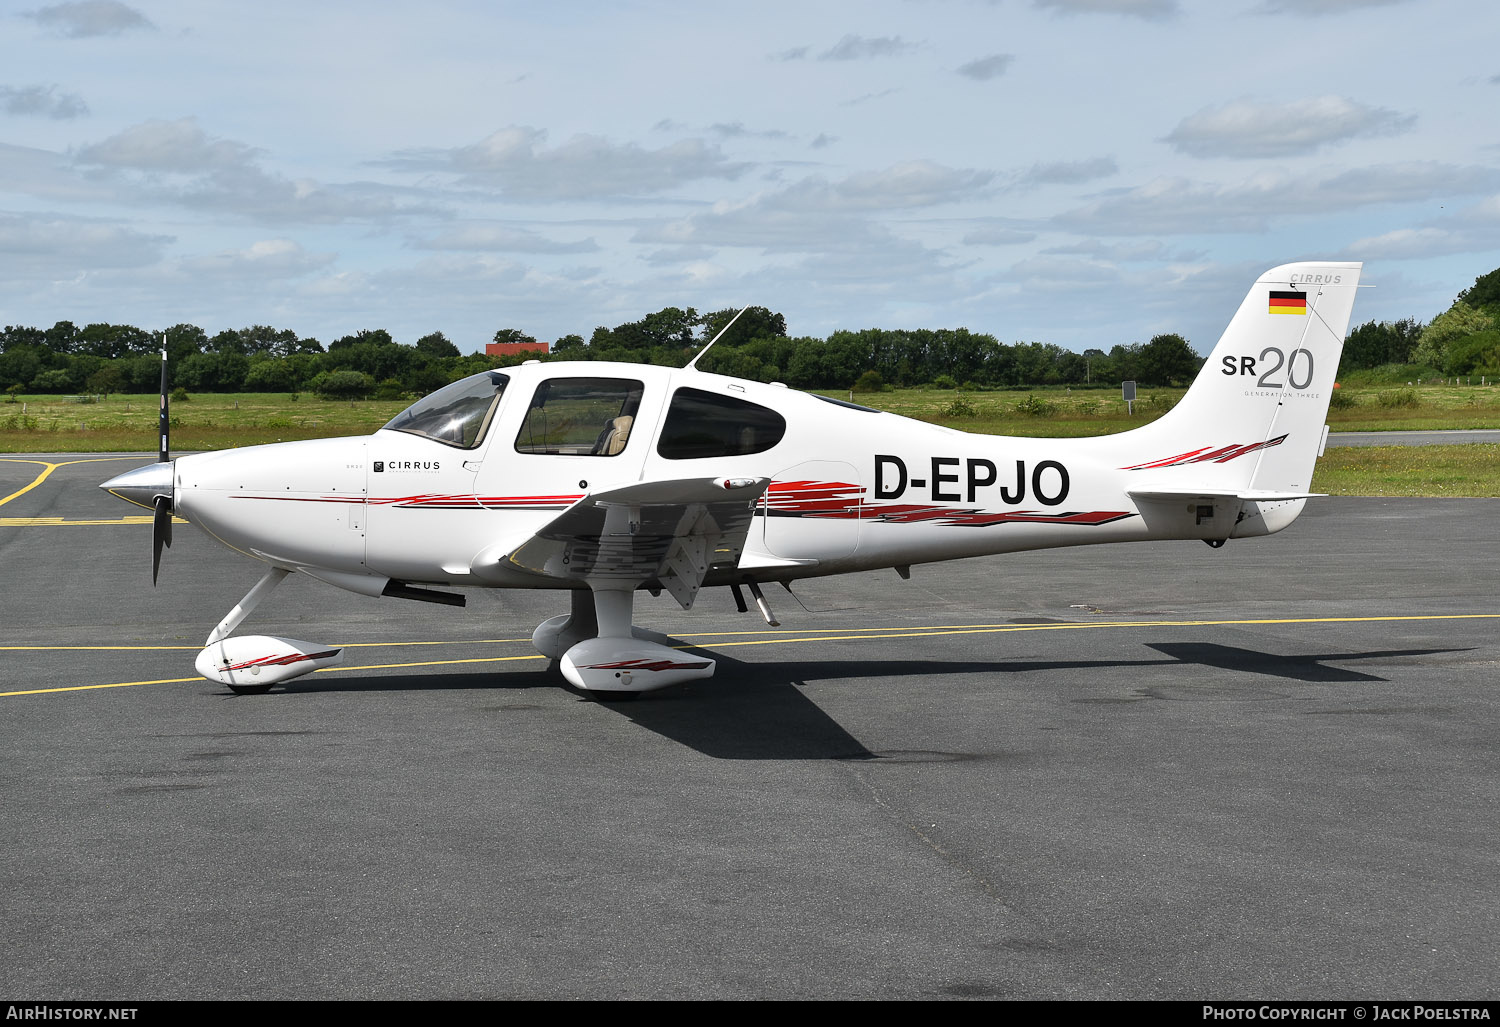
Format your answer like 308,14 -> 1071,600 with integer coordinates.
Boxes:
2,383 -> 1498,496
0,391 -> 403,451
1310,445 -> 1500,497
828,381 -> 1500,436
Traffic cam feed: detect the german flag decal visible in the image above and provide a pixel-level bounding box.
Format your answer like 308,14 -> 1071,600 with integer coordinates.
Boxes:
1269,290 -> 1307,315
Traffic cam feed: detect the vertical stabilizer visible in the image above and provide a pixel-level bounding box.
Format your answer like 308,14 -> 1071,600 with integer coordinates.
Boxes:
1117,262 -> 1361,498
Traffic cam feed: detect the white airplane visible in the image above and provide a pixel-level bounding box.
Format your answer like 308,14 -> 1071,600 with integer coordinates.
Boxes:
101,261 -> 1361,697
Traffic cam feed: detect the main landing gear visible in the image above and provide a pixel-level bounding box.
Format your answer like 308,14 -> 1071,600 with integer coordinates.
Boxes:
532,587 -> 715,698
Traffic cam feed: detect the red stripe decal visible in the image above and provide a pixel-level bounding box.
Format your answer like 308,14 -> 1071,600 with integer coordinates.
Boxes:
584,659 -> 714,672
1121,435 -> 1287,470
223,648 -> 341,672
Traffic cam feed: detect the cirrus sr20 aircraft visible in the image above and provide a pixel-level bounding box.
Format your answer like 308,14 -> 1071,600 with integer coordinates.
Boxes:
101,261 -> 1360,697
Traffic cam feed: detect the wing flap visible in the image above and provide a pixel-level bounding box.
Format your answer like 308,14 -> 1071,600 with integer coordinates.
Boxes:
502,477 -> 769,607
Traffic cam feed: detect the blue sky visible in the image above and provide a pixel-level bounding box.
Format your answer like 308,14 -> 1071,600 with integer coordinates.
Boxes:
2,0 -> 1498,356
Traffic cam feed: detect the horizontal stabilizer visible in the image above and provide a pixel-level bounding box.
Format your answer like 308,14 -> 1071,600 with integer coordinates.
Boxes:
1128,487 -> 1326,502
1237,489 -> 1326,502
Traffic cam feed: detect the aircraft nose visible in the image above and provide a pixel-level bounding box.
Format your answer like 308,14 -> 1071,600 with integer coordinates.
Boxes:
100,461 -> 175,512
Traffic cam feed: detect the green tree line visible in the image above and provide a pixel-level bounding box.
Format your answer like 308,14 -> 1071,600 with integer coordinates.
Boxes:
1337,266 -> 1500,378
6,264 -> 1495,400
0,308 -> 1202,399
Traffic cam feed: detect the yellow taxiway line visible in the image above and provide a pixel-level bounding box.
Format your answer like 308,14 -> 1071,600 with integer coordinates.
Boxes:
4,611 -> 1496,698
684,612 -> 1500,649
0,515 -> 190,527
0,638 -> 537,652
0,456 -> 145,511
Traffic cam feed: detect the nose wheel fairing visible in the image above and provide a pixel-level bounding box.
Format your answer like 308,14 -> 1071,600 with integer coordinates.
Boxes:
191,567 -> 344,693
196,635 -> 344,693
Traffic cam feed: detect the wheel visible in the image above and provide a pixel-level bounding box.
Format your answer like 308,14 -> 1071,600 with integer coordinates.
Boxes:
562,685 -> 641,703
589,690 -> 641,703
226,682 -> 274,696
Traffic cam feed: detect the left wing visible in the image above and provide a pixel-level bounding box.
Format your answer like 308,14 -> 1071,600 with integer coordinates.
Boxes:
502,477 -> 769,609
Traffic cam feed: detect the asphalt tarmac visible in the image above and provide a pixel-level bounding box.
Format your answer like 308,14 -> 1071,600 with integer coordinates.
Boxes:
2,454 -> 1498,1000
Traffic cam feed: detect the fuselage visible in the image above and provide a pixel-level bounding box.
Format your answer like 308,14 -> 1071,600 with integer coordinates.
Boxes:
170,359 -> 1290,596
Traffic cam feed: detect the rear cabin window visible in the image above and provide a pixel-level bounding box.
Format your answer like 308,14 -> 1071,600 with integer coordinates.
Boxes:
657,387 -> 786,460
514,377 -> 644,457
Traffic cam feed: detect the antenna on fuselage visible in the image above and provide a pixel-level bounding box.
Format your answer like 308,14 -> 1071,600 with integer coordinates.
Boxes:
685,305 -> 750,371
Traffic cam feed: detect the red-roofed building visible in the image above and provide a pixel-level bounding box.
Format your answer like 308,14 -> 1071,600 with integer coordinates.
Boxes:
486,340 -> 549,358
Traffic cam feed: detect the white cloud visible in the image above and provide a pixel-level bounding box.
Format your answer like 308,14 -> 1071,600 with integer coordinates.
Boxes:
1343,227 -> 1463,260
0,142 -> 116,203
735,240 -> 969,307
178,239 -> 334,279
299,270 -> 375,299
963,225 -> 1037,245
1255,0 -> 1412,14
839,89 -> 901,108
818,35 -> 920,61
1325,162 -> 1500,206
642,245 -> 717,266
375,254 -> 545,290
829,161 -> 995,209
1032,0 -> 1178,19
76,118 -> 259,173
1016,157 -> 1118,186
394,126 -> 750,201
1163,96 -> 1415,159
0,85 -> 87,119
1055,162 -> 1500,235
1042,239 -> 1197,263
0,212 -> 168,272
709,122 -> 791,140
957,55 -> 1014,81
24,1 -> 152,38
1341,195 -> 1500,259
637,198 -> 889,252
635,162 -> 992,254
412,223 -> 599,254
69,119 -> 425,225
172,174 -> 411,226
995,255 -> 1126,290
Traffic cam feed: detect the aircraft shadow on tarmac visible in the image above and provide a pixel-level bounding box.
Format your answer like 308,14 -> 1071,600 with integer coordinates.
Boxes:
254,640 -> 1467,761
1141,642 -> 1466,683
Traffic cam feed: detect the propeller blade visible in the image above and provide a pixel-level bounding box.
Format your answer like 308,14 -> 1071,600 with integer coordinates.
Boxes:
152,494 -> 172,586
158,345 -> 169,464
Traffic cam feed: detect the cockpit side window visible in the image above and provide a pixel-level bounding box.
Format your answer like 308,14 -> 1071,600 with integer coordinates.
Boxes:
656,387 -> 786,460
514,377 -> 645,457
382,371 -> 507,450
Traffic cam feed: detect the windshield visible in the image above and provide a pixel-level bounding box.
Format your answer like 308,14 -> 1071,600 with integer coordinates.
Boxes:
382,371 -> 508,449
